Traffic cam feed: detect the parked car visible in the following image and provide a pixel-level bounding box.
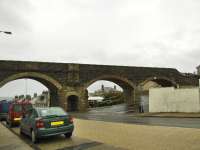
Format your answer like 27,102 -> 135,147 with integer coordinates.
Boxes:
6,102 -> 23,127
6,100 -> 32,127
0,100 -> 12,121
20,107 -> 74,143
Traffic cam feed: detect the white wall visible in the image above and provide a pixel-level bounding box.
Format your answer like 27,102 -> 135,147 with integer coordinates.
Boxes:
149,87 -> 200,112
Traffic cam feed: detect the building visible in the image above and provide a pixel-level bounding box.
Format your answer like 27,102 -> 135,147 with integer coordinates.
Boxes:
31,91 -> 50,107
93,84 -> 119,96
197,65 -> 200,75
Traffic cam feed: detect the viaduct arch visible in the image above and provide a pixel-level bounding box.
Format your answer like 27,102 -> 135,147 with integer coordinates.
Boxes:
0,60 -> 198,112
84,75 -> 136,107
0,72 -> 62,106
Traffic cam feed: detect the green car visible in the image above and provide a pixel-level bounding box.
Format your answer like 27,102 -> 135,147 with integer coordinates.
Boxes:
20,107 -> 74,143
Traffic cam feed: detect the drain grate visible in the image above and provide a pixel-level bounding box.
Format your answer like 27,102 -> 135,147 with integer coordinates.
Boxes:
56,142 -> 102,150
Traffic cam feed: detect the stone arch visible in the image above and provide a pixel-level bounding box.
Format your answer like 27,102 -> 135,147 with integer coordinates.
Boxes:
84,75 -> 135,89
0,72 -> 62,89
137,76 -> 178,113
84,75 -> 136,107
0,72 -> 63,106
139,76 -> 177,88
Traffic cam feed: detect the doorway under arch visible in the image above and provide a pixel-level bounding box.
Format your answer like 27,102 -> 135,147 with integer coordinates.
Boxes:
67,95 -> 79,112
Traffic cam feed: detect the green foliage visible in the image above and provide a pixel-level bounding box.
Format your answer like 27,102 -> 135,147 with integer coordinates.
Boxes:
89,91 -> 124,108
103,91 -> 123,101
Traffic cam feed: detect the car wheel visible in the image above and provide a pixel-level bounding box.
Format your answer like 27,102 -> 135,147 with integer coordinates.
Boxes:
6,120 -> 9,126
19,127 -> 23,135
31,130 -> 38,143
64,132 -> 72,138
8,121 -> 12,128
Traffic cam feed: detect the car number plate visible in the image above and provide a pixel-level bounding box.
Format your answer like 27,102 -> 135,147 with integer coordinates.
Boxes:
14,118 -> 21,121
51,121 -> 64,126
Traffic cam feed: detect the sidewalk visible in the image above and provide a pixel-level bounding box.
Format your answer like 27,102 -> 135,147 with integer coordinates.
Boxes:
135,112 -> 200,118
0,123 -> 33,150
75,118 -> 200,150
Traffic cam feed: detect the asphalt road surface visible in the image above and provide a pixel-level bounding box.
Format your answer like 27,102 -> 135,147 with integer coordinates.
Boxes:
2,104 -> 200,150
70,104 -> 200,129
2,122 -> 126,150
1,104 -> 200,150
3,118 -> 200,150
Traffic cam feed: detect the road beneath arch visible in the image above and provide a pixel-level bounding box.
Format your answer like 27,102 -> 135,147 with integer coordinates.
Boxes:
70,104 -> 200,129
2,117 -> 200,150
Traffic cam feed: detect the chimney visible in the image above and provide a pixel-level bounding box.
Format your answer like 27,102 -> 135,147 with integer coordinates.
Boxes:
197,65 -> 200,75
34,93 -> 37,98
101,84 -> 104,92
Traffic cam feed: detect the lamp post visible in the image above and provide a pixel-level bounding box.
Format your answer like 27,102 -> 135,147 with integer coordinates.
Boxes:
0,30 -> 12,35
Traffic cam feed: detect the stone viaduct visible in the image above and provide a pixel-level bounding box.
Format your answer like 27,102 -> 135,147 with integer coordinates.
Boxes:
0,60 -> 199,112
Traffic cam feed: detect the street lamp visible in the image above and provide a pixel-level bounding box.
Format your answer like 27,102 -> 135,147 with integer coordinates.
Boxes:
0,30 -> 12,34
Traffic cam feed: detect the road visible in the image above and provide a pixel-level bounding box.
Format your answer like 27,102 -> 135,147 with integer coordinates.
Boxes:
2,118 -> 200,150
70,104 -> 200,129
2,104 -> 200,150
2,122 -> 125,150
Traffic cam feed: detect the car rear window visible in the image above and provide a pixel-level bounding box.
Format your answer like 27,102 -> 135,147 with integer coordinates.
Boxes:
13,104 -> 22,112
38,107 -> 67,117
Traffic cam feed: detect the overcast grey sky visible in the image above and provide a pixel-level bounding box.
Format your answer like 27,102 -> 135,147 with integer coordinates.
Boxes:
0,0 -> 200,97
0,79 -> 121,97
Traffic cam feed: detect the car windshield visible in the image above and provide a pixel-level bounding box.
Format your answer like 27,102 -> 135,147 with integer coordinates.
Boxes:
38,107 -> 67,117
13,104 -> 22,112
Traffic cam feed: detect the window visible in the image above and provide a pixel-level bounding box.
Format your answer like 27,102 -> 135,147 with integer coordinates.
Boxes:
38,107 -> 67,117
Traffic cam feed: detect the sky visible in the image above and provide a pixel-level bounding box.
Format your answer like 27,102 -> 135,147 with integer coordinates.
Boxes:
0,79 -> 122,97
0,79 -> 48,98
0,0 -> 200,97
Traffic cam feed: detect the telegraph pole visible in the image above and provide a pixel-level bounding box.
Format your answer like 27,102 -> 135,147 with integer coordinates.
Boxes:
25,79 -> 28,99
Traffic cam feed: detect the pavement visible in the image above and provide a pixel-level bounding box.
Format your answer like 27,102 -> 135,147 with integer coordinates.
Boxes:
2,103 -> 200,150
0,123 -> 33,150
72,112 -> 200,129
1,118 -> 200,150
135,112 -> 200,118
4,122 -> 126,150
75,118 -> 200,150
70,104 -> 200,129
88,104 -> 200,118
